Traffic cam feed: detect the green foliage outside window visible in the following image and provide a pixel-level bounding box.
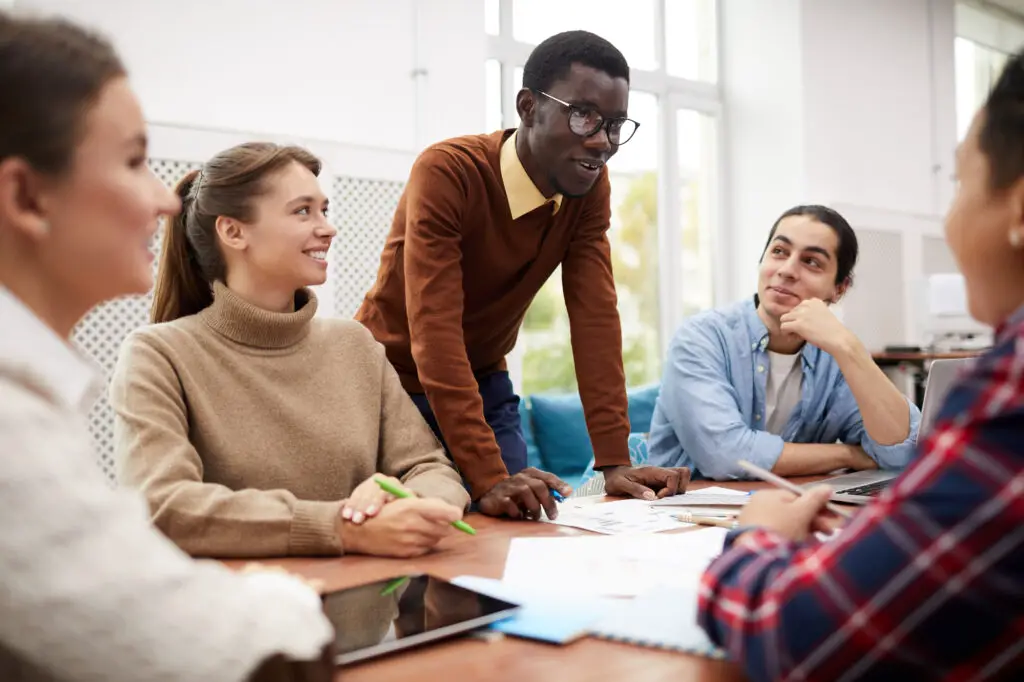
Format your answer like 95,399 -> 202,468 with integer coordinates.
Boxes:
520,171 -> 661,395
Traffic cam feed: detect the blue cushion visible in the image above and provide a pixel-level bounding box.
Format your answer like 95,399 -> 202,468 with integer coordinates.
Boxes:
518,397 -> 544,470
529,383 -> 662,486
627,382 -> 660,434
529,392 -> 590,483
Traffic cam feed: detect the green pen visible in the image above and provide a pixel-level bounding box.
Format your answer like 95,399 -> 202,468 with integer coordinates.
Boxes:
379,576 -> 410,596
372,476 -> 477,536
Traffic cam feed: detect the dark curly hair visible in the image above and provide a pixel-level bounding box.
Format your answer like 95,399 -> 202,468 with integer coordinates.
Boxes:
522,30 -> 629,92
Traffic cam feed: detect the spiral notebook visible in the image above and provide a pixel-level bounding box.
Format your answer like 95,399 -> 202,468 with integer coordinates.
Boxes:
587,586 -> 727,659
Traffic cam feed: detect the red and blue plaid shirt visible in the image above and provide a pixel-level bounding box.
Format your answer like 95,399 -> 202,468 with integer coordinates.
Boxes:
698,304 -> 1024,681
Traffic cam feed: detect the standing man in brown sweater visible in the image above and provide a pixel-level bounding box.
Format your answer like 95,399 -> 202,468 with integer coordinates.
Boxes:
357,31 -> 691,519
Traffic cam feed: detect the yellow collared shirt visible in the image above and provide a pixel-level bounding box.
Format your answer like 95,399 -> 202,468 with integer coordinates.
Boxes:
500,130 -> 563,220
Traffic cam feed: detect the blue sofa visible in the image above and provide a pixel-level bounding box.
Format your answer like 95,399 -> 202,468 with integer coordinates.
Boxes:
518,383 -> 660,489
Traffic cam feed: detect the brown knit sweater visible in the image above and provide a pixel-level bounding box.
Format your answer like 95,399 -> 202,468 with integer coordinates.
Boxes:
356,129 -> 631,498
110,281 -> 469,558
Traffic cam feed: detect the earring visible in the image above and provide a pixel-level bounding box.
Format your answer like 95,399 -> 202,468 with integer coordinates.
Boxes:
1011,229 -> 1024,249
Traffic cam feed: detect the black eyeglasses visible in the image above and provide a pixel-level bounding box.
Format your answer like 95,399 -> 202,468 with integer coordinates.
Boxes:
537,91 -> 640,145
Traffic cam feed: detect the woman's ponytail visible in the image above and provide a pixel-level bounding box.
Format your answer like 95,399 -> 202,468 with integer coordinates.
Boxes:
150,169 -> 214,323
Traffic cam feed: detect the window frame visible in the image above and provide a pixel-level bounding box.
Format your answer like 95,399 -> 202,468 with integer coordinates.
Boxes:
487,0 -> 727,386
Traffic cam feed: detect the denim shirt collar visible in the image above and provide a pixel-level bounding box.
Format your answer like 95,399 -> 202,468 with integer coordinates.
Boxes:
742,296 -> 819,371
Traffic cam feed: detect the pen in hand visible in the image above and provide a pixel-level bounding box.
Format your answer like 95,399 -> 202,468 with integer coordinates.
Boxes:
737,460 -> 853,519
372,476 -> 477,535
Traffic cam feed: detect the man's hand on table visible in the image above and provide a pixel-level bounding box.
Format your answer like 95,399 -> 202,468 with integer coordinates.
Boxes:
477,468 -> 572,521
602,465 -> 691,500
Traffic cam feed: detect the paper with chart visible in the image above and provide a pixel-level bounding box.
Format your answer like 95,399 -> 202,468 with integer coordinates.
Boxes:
544,488 -> 749,534
648,485 -> 751,507
501,529 -> 729,598
544,498 -> 696,534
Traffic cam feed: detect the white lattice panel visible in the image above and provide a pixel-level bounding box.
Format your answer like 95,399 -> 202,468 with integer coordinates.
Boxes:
72,159 -> 201,483
329,176 -> 404,317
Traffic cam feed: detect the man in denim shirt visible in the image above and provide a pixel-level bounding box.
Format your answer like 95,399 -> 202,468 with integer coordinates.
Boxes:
648,205 -> 920,479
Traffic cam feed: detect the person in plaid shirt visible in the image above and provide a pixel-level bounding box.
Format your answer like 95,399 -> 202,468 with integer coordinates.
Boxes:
697,50 -> 1024,681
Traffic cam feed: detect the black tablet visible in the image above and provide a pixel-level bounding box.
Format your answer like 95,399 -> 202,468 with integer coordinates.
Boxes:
323,573 -> 520,666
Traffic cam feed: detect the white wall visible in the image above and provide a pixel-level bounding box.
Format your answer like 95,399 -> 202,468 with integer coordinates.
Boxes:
719,0 -> 808,297
801,0 -> 951,217
720,0 -> 958,346
15,0 -> 486,162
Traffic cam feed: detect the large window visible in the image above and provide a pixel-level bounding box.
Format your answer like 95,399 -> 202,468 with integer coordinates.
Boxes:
954,2 -> 1024,140
485,0 -> 721,395
954,37 -> 1008,140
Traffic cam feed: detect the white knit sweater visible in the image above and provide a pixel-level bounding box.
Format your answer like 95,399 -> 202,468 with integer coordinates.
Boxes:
0,287 -> 333,682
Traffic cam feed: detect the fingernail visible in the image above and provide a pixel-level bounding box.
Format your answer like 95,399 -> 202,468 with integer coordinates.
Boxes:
643,491 -> 656,501
341,508 -> 352,520
352,512 -> 364,524
366,505 -> 377,516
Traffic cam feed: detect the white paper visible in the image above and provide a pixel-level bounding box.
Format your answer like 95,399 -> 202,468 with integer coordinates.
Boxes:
588,582 -> 721,656
451,575 -> 564,602
545,498 -> 695,534
649,485 -> 751,507
687,486 -> 750,496
501,529 -> 729,598
450,575 -> 618,613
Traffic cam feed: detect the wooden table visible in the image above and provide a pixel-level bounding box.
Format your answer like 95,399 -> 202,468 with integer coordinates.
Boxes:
227,479 -> 807,682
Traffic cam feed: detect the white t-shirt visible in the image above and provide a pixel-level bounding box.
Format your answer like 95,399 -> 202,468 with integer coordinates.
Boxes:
765,351 -> 803,435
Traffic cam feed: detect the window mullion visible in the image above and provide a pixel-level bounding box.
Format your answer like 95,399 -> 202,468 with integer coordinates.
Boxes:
501,62 -> 517,128
499,0 -> 514,39
659,99 -> 683,355
655,0 -> 668,76
484,1 -> 725,391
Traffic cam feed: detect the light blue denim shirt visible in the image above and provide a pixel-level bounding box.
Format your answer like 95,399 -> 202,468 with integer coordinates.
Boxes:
647,298 -> 921,480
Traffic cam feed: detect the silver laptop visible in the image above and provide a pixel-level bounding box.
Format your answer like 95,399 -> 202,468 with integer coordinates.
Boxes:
815,358 -> 973,504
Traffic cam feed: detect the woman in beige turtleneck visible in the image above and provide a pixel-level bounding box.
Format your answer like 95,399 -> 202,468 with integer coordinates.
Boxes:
110,142 -> 470,560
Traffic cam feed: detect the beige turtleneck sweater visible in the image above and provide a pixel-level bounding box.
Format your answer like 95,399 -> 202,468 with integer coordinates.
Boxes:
110,281 -> 470,558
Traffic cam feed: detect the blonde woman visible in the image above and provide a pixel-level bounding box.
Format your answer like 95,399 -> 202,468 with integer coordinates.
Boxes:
111,142 -> 470,559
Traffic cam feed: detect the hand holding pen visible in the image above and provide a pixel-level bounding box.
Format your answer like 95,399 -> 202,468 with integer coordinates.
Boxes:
733,460 -> 851,542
